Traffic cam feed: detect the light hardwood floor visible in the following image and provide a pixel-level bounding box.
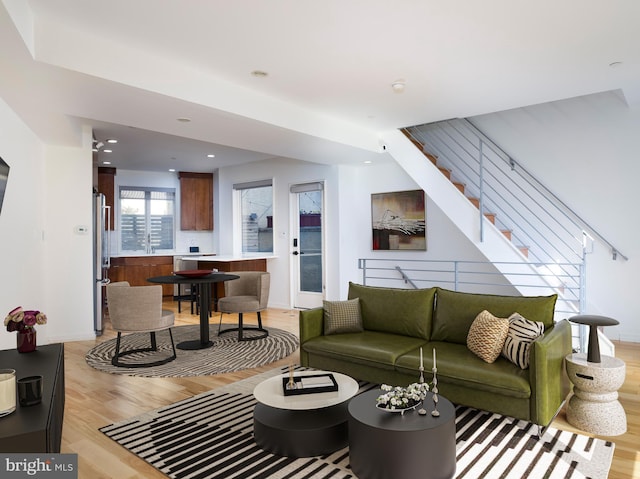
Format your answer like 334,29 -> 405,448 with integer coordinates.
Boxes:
62,301 -> 639,479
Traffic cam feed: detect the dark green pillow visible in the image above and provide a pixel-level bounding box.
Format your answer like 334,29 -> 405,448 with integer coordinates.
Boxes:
432,288 -> 557,344
347,282 -> 436,340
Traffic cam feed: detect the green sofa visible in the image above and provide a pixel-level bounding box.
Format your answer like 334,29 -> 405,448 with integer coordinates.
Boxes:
299,282 -> 572,427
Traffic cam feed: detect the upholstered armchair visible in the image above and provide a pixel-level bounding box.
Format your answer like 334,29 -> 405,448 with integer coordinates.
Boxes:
106,281 -> 177,367
217,271 -> 270,341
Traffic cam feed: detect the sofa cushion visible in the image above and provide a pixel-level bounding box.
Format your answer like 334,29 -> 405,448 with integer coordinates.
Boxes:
347,282 -> 436,340
302,330 -> 427,369
432,288 -> 557,344
466,310 -> 510,363
395,341 -> 531,399
502,313 -> 545,369
323,298 -> 363,334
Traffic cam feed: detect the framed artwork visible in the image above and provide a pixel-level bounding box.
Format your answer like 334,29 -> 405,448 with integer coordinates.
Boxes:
371,189 -> 426,250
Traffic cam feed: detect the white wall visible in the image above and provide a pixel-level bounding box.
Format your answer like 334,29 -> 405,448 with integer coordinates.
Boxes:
471,90 -> 640,342
0,98 -> 47,350
44,138 -> 96,343
337,162 -> 498,299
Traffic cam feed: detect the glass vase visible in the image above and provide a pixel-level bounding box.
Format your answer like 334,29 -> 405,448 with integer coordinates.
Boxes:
16,329 -> 37,353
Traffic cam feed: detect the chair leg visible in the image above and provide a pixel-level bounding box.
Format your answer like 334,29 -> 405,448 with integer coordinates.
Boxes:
111,330 -> 177,368
218,312 -> 269,341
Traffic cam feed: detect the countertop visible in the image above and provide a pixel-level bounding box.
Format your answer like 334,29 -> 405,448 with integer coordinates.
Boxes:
110,252 -> 215,258
186,254 -> 277,262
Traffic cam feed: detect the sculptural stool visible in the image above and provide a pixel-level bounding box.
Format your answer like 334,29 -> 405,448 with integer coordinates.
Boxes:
565,353 -> 627,436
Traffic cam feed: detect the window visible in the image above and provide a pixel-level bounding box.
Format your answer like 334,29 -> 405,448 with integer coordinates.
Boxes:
120,187 -> 175,252
233,180 -> 273,253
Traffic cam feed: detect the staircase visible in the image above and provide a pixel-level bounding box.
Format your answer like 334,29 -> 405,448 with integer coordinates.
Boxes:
402,128 -> 529,258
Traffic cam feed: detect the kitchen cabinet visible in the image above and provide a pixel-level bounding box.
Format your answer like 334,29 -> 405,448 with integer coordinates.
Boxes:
179,172 -> 213,231
98,166 -> 116,230
109,256 -> 174,296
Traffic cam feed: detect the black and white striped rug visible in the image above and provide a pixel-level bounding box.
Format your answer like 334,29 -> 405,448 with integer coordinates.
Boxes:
101,368 -> 614,478
86,325 -> 298,377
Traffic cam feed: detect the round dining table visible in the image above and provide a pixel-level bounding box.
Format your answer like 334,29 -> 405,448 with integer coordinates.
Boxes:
147,272 -> 239,350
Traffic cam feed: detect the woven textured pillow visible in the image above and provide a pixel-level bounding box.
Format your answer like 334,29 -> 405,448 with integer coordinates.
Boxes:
466,310 -> 510,363
502,312 -> 545,369
323,298 -> 363,335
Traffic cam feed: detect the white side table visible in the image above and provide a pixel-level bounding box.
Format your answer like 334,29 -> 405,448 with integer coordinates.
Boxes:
565,353 -> 627,436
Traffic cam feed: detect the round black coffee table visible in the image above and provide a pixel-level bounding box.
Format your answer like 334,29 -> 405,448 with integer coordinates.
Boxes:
253,371 -> 359,458
348,388 -> 456,479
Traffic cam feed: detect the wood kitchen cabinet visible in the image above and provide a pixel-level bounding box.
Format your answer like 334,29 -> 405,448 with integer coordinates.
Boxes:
179,171 -> 213,231
109,256 -> 174,296
98,166 -> 116,230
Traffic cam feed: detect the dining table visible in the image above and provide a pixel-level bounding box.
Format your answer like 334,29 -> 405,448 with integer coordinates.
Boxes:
147,272 -> 239,350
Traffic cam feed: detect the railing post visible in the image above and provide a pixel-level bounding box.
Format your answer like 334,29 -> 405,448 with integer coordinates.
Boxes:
479,140 -> 485,243
359,258 -> 367,285
454,261 -> 459,291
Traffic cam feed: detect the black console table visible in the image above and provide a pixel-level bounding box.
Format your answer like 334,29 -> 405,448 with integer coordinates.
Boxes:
0,343 -> 65,452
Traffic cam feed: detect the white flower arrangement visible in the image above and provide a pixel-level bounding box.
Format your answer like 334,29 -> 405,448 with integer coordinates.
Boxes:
376,382 -> 429,411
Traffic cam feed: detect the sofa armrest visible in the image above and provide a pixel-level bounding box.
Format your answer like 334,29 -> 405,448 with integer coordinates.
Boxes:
299,307 -> 324,366
529,318 -> 572,425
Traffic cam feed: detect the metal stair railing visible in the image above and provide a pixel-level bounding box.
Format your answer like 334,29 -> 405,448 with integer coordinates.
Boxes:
405,119 -> 628,265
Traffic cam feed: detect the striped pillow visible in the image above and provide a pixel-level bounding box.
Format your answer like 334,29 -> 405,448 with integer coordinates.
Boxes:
502,313 -> 545,369
323,298 -> 363,335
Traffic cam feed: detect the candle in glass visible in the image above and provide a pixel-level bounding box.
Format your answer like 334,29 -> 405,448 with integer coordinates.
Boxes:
433,348 -> 437,369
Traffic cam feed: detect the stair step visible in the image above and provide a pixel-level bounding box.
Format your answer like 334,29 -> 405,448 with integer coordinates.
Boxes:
518,246 -> 529,257
501,230 -> 512,241
425,152 -> 438,165
409,138 -> 424,150
484,213 -> 496,224
469,197 -> 479,208
438,167 -> 451,179
453,182 -> 465,194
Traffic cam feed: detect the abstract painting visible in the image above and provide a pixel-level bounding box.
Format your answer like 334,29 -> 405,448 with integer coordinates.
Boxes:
371,189 -> 426,250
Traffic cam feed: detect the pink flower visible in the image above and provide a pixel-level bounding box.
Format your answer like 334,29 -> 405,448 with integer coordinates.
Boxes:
5,306 -> 46,332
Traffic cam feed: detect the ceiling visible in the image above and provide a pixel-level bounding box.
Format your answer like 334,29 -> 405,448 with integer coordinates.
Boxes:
1,1 -> 639,172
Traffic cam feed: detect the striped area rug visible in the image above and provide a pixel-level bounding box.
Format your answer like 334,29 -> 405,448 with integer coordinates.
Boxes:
86,325 -> 298,377
100,368 -> 614,479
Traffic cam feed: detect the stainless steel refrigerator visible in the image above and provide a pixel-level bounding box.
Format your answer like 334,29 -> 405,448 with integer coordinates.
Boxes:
93,192 -> 111,335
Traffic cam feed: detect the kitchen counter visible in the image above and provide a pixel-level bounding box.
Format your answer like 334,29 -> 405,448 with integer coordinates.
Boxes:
185,254 -> 277,262
110,252 -> 215,258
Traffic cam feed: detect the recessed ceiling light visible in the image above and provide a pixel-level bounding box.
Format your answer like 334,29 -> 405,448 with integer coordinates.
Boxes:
391,80 -> 406,93
364,160 -> 372,164
102,161 -> 111,165
177,117 -> 191,123
169,168 -> 176,172
106,138 -> 118,144
103,149 -> 112,153
207,154 -> 216,158
251,70 -> 268,78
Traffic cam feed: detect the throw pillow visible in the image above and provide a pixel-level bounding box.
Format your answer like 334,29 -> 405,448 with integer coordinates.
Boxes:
323,298 -> 364,335
466,310 -> 510,363
502,312 -> 545,369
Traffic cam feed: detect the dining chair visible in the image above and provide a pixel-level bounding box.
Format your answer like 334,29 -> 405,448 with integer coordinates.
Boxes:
106,281 -> 177,367
217,271 -> 270,341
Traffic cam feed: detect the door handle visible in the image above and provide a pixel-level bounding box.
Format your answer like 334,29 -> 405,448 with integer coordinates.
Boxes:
292,251 -> 299,255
